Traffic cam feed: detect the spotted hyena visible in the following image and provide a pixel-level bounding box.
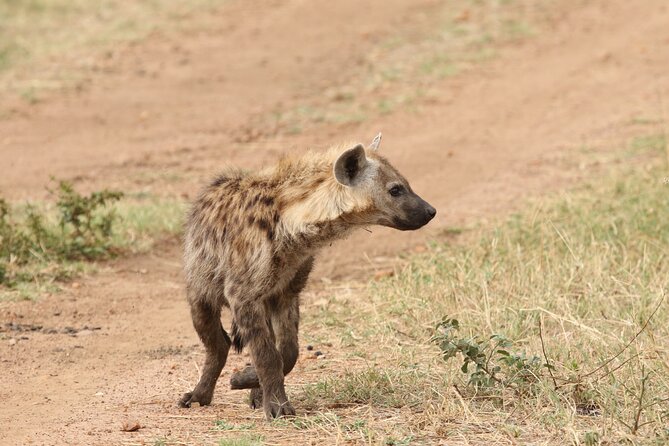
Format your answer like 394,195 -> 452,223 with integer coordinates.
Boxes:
179,134 -> 436,419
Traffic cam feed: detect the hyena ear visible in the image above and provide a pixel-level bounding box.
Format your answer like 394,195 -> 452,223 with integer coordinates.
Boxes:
369,132 -> 382,151
334,144 -> 368,186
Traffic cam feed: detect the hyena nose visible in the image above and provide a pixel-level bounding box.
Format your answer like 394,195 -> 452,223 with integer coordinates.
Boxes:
426,205 -> 436,220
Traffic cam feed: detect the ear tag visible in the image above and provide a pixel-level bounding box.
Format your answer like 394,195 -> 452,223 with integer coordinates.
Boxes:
369,132 -> 382,151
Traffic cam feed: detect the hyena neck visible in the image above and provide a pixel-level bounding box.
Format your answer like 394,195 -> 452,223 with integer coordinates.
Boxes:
279,214 -> 360,259
275,153 -> 374,246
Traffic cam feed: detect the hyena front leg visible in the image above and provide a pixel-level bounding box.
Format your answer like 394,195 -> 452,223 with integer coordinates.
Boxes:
179,299 -> 231,408
232,301 -> 295,419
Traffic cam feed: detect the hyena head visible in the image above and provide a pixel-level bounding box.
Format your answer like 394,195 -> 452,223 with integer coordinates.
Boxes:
333,134 -> 436,231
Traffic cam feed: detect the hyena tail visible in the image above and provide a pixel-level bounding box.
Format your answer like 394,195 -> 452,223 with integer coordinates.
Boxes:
230,321 -> 244,353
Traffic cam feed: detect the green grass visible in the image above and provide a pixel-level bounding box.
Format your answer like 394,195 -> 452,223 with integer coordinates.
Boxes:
292,145 -> 669,444
113,193 -> 186,251
0,182 -> 185,299
629,133 -> 667,156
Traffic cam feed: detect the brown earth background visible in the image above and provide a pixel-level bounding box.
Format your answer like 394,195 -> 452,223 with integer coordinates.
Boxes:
1,0 -> 668,444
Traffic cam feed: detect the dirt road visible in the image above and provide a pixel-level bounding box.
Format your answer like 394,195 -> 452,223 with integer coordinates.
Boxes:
1,0 -> 668,444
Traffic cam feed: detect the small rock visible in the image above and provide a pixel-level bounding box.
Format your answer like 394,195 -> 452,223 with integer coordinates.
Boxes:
121,421 -> 141,432
314,351 -> 323,357
374,269 -> 394,280
8,338 -> 17,346
306,345 -> 314,351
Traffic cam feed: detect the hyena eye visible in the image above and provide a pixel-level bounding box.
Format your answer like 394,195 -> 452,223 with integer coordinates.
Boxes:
388,185 -> 404,197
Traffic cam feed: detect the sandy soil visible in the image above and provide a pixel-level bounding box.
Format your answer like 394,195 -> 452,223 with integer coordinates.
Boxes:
1,0 -> 668,444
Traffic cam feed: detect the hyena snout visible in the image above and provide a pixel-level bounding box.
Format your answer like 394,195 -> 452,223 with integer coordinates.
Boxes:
392,194 -> 437,231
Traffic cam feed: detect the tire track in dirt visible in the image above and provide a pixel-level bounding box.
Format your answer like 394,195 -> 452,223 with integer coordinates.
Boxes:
1,0 -> 669,443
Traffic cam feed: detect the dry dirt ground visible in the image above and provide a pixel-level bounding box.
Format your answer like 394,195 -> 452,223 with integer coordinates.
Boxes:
1,0 -> 669,444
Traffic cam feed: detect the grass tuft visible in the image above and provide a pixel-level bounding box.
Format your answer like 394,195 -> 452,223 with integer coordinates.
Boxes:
218,434 -> 264,446
302,367 -> 434,410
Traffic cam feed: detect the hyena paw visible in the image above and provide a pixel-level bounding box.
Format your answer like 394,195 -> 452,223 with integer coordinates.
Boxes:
178,390 -> 212,408
230,365 -> 260,390
264,395 -> 295,419
248,388 -> 263,409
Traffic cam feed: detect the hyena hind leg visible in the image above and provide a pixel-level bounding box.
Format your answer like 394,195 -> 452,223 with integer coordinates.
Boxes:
230,258 -> 311,410
232,302 -> 295,419
244,298 -> 300,409
229,300 -> 299,390
179,299 -> 231,408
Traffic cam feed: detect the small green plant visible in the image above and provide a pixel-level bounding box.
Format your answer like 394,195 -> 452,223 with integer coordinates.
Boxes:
53,181 -> 124,259
384,436 -> 413,446
0,180 -> 122,289
1,181 -> 184,298
218,434 -> 264,446
583,431 -> 601,446
432,318 -> 548,394
213,420 -> 255,431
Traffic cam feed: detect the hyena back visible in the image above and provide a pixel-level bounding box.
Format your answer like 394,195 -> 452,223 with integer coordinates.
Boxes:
179,134 -> 436,419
